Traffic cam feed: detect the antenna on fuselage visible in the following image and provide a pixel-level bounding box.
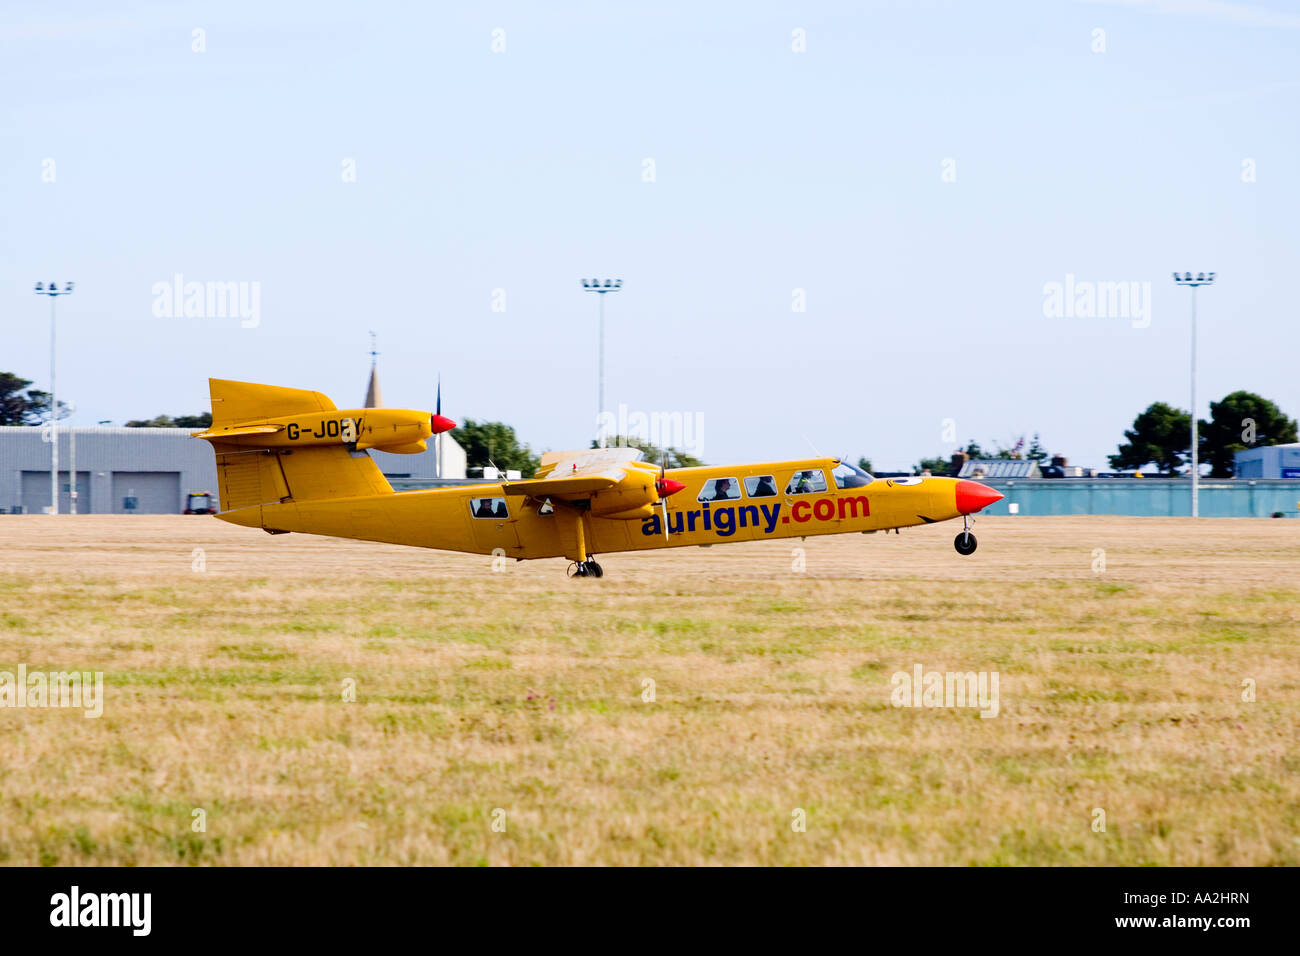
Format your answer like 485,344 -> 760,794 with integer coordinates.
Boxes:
801,433 -> 825,459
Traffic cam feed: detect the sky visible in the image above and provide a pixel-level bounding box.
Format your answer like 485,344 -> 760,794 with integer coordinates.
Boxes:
3,0 -> 1298,470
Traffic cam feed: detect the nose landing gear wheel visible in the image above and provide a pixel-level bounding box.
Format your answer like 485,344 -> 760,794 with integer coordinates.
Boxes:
954,532 -> 977,555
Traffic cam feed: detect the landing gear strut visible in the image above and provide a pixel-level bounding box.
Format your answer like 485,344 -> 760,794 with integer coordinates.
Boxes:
561,507 -> 603,577
954,515 -> 977,556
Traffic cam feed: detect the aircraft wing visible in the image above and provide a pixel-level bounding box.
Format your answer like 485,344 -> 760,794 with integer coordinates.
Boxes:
502,447 -> 646,499
534,447 -> 644,477
501,472 -> 623,497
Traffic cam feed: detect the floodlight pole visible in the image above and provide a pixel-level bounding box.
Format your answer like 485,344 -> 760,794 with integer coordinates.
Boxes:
33,282 -> 75,515
1191,287 -> 1197,515
1172,272 -> 1215,518
582,278 -> 623,447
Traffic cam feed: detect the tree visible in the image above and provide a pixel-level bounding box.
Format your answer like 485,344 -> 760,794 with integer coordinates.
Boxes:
1109,402 -> 1191,474
591,435 -> 703,469
0,372 -> 67,426
964,440 -> 984,459
856,457 -> 873,475
1026,432 -> 1049,463
1199,391 -> 1297,478
125,412 -> 212,428
457,419 -> 541,476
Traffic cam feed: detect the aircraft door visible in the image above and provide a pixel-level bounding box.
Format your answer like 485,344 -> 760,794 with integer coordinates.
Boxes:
467,494 -> 523,555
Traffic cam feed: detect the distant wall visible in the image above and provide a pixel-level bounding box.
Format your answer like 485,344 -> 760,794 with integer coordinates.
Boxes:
976,478 -> 1300,518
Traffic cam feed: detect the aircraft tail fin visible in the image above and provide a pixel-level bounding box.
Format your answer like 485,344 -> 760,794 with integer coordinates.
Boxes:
200,379 -> 392,514
207,378 -> 336,429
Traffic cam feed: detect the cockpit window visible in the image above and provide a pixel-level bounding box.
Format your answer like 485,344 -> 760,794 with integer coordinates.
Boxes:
785,469 -> 828,495
697,478 -> 741,502
832,460 -> 874,489
470,497 -> 509,519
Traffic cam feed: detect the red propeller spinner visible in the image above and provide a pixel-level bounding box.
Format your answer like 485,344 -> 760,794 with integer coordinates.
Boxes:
656,477 -> 685,498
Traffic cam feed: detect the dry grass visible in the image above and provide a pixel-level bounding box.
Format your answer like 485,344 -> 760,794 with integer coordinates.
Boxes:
0,514 -> 1297,866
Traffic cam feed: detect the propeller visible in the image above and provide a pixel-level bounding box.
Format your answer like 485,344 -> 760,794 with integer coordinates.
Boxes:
430,378 -> 456,433
653,453 -> 686,541
657,455 -> 669,541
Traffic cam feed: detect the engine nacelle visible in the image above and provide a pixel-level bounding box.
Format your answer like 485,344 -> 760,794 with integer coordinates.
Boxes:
600,503 -> 657,520
196,408 -> 454,453
588,469 -> 659,519
371,441 -> 428,455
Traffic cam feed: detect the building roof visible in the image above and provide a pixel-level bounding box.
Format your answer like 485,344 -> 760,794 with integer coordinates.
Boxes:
0,426 -> 200,437
958,458 -> 1042,479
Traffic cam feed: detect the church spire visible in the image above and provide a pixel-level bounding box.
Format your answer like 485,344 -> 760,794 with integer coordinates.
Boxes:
364,331 -> 383,408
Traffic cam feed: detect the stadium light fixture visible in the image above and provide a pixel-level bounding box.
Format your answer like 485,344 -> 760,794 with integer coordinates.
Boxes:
582,277 -> 623,447
33,280 -> 75,515
1172,271 -> 1216,517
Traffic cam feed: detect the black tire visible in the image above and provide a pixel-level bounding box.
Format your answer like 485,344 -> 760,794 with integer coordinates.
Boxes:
589,562 -> 603,578
954,532 -> 977,556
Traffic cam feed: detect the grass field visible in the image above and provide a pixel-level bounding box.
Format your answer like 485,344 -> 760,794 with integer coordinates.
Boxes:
0,514 -> 1296,866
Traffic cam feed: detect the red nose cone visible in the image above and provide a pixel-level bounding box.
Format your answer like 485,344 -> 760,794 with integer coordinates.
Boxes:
656,478 -> 686,498
429,414 -> 457,434
955,480 -> 1004,515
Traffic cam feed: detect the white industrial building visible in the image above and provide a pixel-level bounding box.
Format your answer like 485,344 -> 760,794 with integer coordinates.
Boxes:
1234,443 -> 1300,479
0,426 -> 217,514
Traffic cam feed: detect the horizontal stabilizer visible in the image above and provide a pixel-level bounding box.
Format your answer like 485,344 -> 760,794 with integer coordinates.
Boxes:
192,423 -> 282,440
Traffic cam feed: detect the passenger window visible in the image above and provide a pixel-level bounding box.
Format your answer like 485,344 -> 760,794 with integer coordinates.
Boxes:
470,497 -> 509,519
697,477 -> 741,502
784,469 -> 828,495
744,475 -> 778,498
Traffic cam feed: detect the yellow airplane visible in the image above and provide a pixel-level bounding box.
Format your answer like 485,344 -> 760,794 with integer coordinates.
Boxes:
195,379 -> 1004,576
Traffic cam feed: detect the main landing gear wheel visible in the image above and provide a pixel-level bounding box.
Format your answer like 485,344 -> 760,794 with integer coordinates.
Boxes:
954,532 -> 977,555
566,560 -> 604,578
